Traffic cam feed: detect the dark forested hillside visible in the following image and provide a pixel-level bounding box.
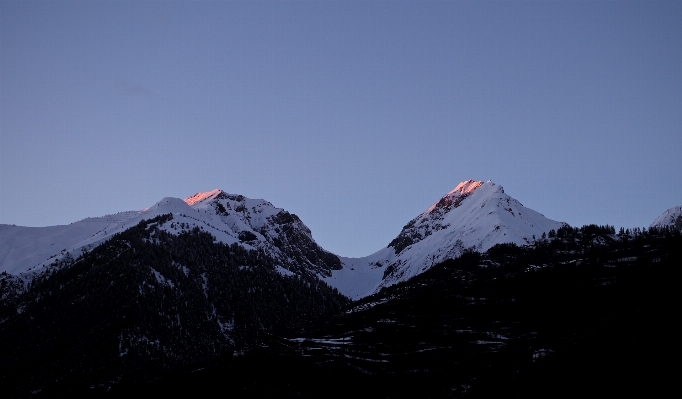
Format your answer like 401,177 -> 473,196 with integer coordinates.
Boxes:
1,220 -> 678,398
117,225 -> 679,398
0,215 -> 349,398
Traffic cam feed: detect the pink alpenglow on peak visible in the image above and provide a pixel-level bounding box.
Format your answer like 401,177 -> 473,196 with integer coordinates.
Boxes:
184,189 -> 224,206
425,179 -> 485,214
450,179 -> 484,195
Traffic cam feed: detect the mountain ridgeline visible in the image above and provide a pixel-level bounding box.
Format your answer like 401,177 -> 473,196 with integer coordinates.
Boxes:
0,181 -> 679,397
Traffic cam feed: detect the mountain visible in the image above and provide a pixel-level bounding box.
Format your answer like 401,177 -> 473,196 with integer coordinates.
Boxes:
323,180 -> 564,299
2,182 -> 564,301
1,190 -> 340,280
0,214 -> 349,397
650,204 -> 682,232
0,190 -> 351,397
5,182 -> 676,396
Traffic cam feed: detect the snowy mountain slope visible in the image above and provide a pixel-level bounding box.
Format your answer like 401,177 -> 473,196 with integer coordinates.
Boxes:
4,182 -> 561,301
0,211 -> 140,275
2,190 -> 340,279
650,205 -> 682,231
323,180 -> 565,299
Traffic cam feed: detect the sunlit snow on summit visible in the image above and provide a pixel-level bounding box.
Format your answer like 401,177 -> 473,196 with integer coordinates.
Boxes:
425,179 -> 484,214
184,189 -> 223,206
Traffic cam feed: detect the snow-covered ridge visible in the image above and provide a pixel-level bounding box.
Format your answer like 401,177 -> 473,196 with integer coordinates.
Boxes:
3,181 -> 565,300
0,210 -> 142,275
1,189 -> 340,280
79,210 -> 143,224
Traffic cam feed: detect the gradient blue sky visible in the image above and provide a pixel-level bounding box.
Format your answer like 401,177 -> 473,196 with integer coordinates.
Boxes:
1,1 -> 681,257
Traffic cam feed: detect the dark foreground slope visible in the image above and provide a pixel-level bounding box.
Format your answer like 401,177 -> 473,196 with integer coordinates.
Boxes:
0,215 -> 349,398
106,226 -> 679,398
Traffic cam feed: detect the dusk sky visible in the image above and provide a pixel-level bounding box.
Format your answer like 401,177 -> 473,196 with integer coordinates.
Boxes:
1,0 -> 681,257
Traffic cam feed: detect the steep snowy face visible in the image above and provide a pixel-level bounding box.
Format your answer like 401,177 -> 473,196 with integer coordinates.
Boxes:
184,190 -> 341,276
650,205 -> 682,232
381,180 -> 563,286
324,180 -> 564,298
388,180 -> 484,254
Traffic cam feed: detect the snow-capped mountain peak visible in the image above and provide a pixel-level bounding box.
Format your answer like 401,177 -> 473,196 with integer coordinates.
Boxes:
183,190 -> 341,274
387,180 -> 524,256
324,180 -> 564,298
650,205 -> 682,231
